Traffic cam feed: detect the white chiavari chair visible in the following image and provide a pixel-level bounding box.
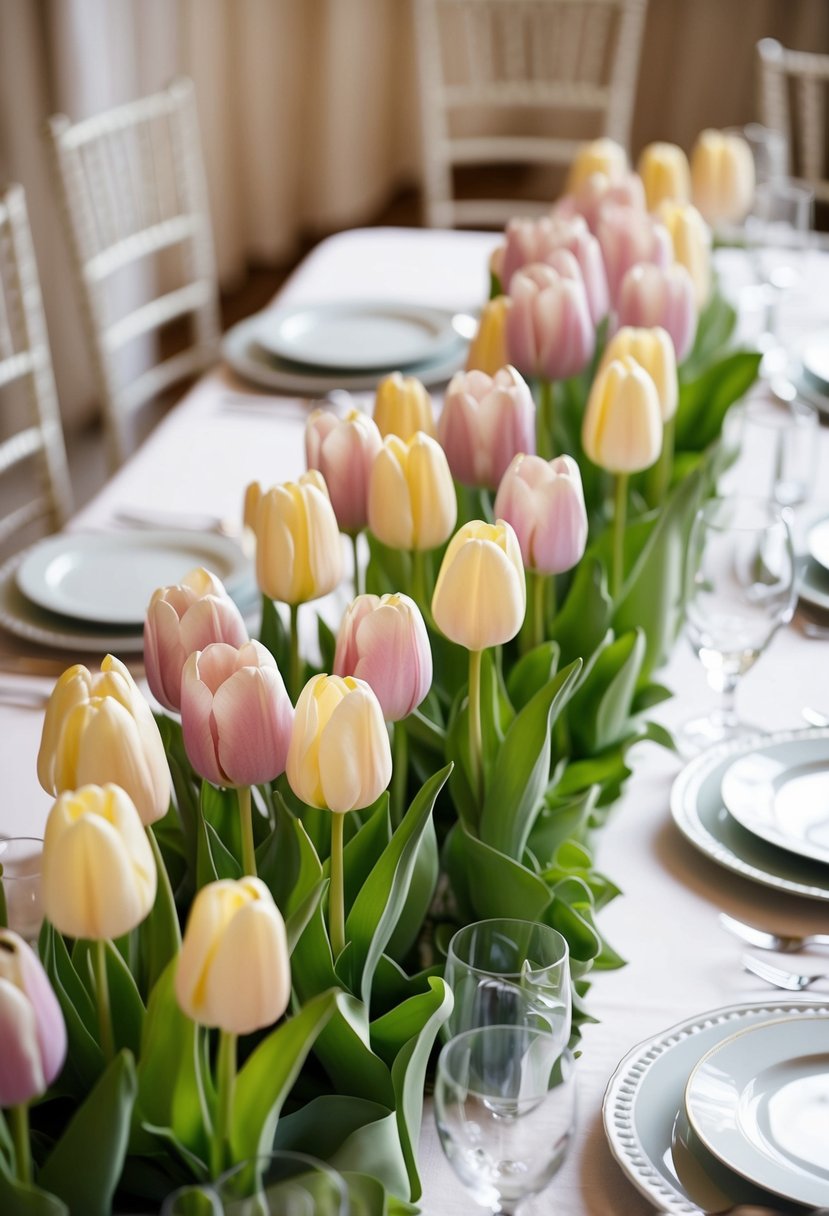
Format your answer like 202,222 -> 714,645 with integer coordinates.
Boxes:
758,37 -> 829,205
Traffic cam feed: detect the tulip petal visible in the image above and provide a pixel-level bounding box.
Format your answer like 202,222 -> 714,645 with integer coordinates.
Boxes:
0,977 -> 45,1105
212,666 -> 292,786
180,655 -> 226,786
203,899 -> 291,1034
17,941 -> 67,1087
319,685 -> 392,813
433,537 -> 525,651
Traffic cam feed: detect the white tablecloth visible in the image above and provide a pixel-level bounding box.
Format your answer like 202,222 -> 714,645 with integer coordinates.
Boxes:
3,227 -> 829,1215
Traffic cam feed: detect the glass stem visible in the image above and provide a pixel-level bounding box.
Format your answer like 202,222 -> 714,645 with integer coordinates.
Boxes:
211,1030 -> 237,1179
351,532 -> 362,598
468,648 -> 484,809
9,1104 -> 31,1186
289,602 -> 301,702
330,812 -> 346,959
94,939 -> 115,1063
714,678 -> 739,729
237,785 -> 256,876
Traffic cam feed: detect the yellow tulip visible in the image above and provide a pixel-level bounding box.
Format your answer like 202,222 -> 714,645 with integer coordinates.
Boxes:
37,655 -> 171,826
175,877 -> 290,1034
243,480 -> 262,533
432,520 -> 526,652
368,431 -> 457,552
582,356 -> 663,474
566,137 -> 628,192
658,200 -> 712,307
465,297 -> 511,376
637,142 -> 691,211
373,372 -> 436,440
690,129 -> 755,224
601,327 -> 678,421
42,784 -> 157,940
251,469 -> 344,604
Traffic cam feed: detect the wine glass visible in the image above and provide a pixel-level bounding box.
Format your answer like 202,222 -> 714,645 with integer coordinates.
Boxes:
725,123 -> 789,188
681,496 -> 796,755
744,179 -> 814,367
0,836 -> 43,944
724,395 -> 818,508
444,919 -> 571,1049
435,1027 -> 576,1215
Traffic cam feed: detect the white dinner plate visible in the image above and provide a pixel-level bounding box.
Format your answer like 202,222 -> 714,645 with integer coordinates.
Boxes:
807,516 -> 829,573
720,735 -> 829,866
670,727 -> 829,901
17,531 -> 250,627
603,1000 -> 829,1215
801,335 -> 829,394
797,554 -> 829,612
254,300 -> 461,371
685,1014 -> 829,1207
222,313 -> 468,395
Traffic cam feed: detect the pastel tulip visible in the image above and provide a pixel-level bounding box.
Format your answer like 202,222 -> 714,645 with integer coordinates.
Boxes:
0,930 -> 66,1107
368,431 -> 456,551
251,470 -> 344,605
600,326 -> 678,422
597,204 -> 674,307
333,593 -> 432,721
42,784 -> 157,940
432,520 -> 526,651
565,138 -> 627,192
494,453 -> 588,575
582,356 -> 663,474
499,216 -> 609,324
439,366 -> 536,489
243,480 -> 262,533
180,640 -> 293,787
637,142 -> 691,210
489,244 -> 506,292
175,877 -> 290,1035
144,567 -> 248,712
465,296 -> 511,375
616,263 -> 698,363
305,407 -> 382,535
38,655 -> 171,826
691,128 -> 755,224
373,373 -> 436,440
286,674 -> 392,813
554,170 -> 646,234
658,200 -> 712,308
506,258 -> 595,381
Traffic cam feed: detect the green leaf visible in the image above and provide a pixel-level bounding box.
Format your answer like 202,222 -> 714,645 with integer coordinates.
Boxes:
529,786 -> 600,862
403,708 -> 445,755
312,994 -> 394,1104
72,939 -> 145,1057
567,629 -> 646,755
0,1158 -> 68,1216
285,878 -> 328,954
365,533 -> 411,598
342,1172 -> 418,1216
506,640 -> 560,711
259,594 -> 291,672
39,1050 -> 137,1216
549,557 -> 613,668
445,825 -> 552,922
680,288 -> 736,382
385,816 -> 438,963
39,924 -> 104,1092
139,825 -> 182,996
676,350 -> 761,451
289,894 -> 339,1002
257,792 -> 323,916
339,797 -> 392,915
318,612 -> 337,673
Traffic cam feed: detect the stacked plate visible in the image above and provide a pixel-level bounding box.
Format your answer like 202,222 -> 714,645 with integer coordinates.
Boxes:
797,509 -> 829,614
785,331 -> 829,420
604,1000 -> 829,1213
221,299 -> 472,394
0,530 -> 254,654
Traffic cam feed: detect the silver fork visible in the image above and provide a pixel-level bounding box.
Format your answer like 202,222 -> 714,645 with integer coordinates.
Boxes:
720,911 -> 829,953
743,952 -> 829,991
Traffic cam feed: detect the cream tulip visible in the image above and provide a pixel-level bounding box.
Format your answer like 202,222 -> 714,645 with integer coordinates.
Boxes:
565,138 -> 627,192
691,129 -> 755,224
658,200 -> 712,308
465,296 -> 511,376
582,356 -> 663,474
373,372 -> 436,440
637,142 -> 691,211
368,431 -> 457,552
600,327 -> 678,422
432,520 -> 526,652
250,470 -> 344,605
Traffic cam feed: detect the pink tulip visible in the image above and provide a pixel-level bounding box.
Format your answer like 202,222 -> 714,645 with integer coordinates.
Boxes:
597,204 -> 674,307
494,453 -> 588,574
181,640 -> 294,787
0,930 -> 66,1107
305,407 -> 382,534
553,171 -> 647,234
438,366 -> 535,489
499,216 -> 609,325
506,257 -> 595,381
616,263 -> 698,363
144,568 -> 249,712
333,592 -> 432,721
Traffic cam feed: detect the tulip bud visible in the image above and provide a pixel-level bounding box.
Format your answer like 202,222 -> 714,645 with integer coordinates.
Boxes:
368,431 -> 456,551
506,258 -> 595,382
616,263 -> 698,363
489,244 -> 505,292
597,204 -> 674,307
243,481 -> 262,534
175,877 -> 290,1035
554,171 -> 646,234
42,784 -> 157,940
0,930 -> 66,1106
582,356 -> 663,473
250,470 -> 344,605
691,128 -> 755,224
432,520 -> 526,651
499,216 -> 608,324
658,200 -> 712,308
144,567 -> 248,713
439,366 -> 535,489
373,373 -> 436,440
494,453 -> 588,575
305,407 -> 382,535
465,296 -> 511,376
600,326 -> 678,422
180,640 -> 293,788
286,674 -> 392,813
38,655 -> 171,826
333,593 -> 432,721
566,138 -> 628,192
637,142 -> 691,211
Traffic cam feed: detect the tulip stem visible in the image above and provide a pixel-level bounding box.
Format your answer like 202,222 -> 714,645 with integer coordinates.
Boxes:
94,939 -> 115,1063
611,473 -> 629,601
532,571 -> 547,649
289,603 -> 301,702
330,813 -> 346,960
410,548 -> 428,613
9,1104 -> 31,1186
238,785 -> 257,876
391,721 -> 408,828
537,378 -> 555,460
351,532 -> 363,597
211,1030 -> 237,1179
644,414 -> 675,508
468,649 -> 484,808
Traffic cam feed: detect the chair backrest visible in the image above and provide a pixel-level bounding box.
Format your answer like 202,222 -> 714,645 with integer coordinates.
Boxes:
414,0 -> 648,228
0,184 -> 72,553
47,78 -> 220,470
758,37 -> 829,204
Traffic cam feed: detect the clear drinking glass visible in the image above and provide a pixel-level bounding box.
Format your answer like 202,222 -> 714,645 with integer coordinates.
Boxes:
681,496 -> 796,754
745,179 -> 814,361
725,123 -> 789,187
444,919 -> 571,1049
725,395 -> 819,507
435,1027 -> 576,1215
0,837 -> 43,943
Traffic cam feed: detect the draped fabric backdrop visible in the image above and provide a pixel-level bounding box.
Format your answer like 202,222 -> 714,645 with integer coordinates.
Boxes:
0,0 -> 825,429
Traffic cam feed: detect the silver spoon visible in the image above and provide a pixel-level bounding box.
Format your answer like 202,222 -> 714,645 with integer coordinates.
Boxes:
720,911 -> 829,953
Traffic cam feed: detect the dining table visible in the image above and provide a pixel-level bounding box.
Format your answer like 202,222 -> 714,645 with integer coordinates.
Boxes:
3,224 -> 829,1216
